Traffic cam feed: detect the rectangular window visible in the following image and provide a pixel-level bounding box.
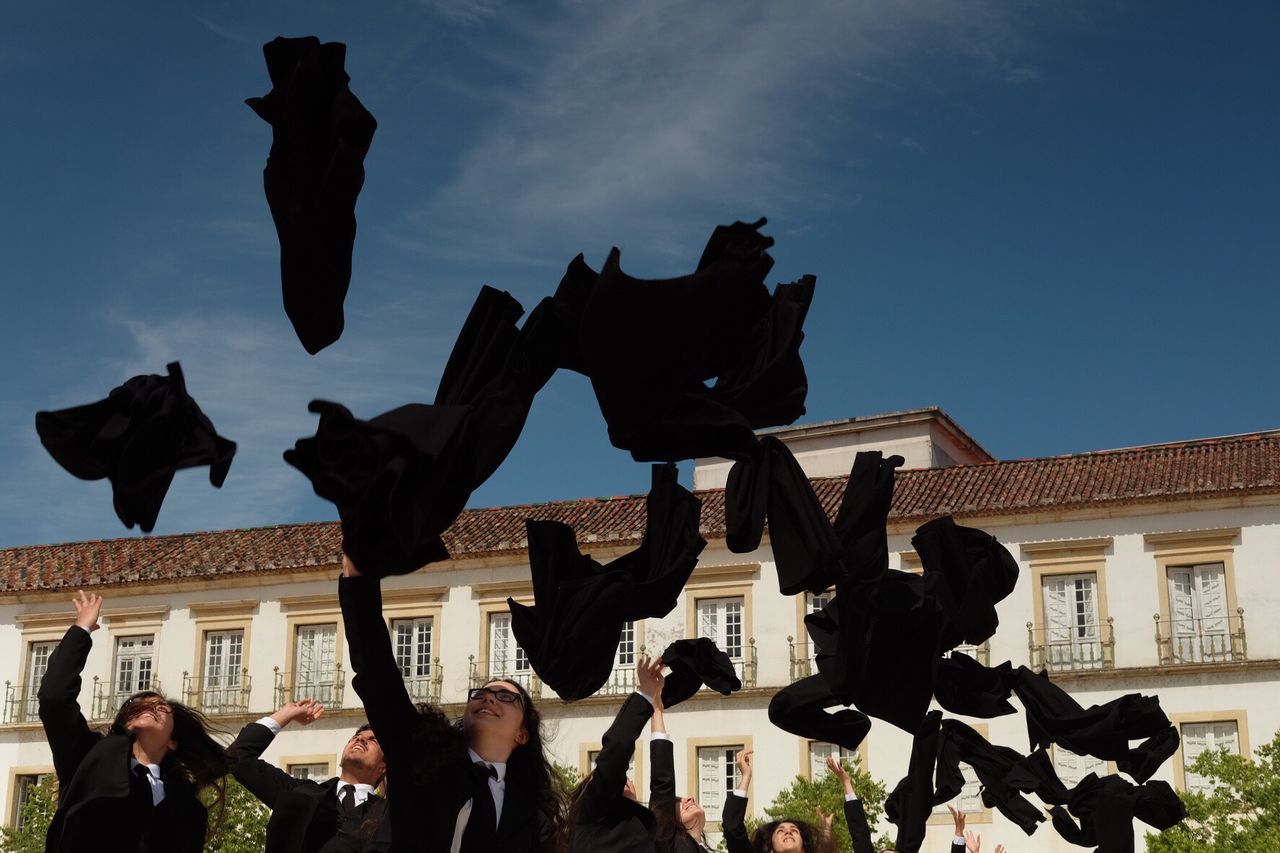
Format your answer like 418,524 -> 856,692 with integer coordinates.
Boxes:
392,616 -> 434,701
114,635 -> 156,697
616,621 -> 636,667
696,745 -> 743,824
697,597 -> 744,660
293,623 -> 339,703
1181,720 -> 1240,795
1167,563 -> 1231,663
808,742 -> 855,781
1051,747 -> 1108,789
588,748 -> 636,783
287,763 -> 330,781
22,641 -> 57,722
202,630 -> 245,712
488,613 -> 532,692
11,773 -> 48,830
805,590 -> 833,615
1041,573 -> 1103,670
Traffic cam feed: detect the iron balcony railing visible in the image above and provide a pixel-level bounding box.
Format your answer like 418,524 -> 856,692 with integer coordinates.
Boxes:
732,639 -> 758,688
788,637 -> 816,682
1027,618 -> 1115,672
595,647 -> 650,697
2,683 -> 40,725
91,677 -> 162,720
402,663 -> 444,705
469,657 -> 542,699
1154,609 -> 1247,666
182,670 -> 252,714
274,666 -> 345,709
947,642 -> 992,667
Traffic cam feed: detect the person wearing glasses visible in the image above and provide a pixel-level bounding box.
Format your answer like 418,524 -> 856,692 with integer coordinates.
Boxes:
339,555 -> 564,852
39,590 -> 229,852
225,698 -> 393,852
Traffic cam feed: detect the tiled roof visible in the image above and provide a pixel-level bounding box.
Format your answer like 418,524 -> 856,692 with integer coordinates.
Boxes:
2,431 -> 1277,593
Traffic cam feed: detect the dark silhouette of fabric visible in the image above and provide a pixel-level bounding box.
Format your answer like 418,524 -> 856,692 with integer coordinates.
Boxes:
934,719 -> 1047,835
1049,773 -> 1185,852
767,675 -> 872,752
1116,725 -> 1181,784
35,362 -> 236,533
557,218 -> 814,463
1010,666 -> 1172,761
508,464 -> 705,700
286,286 -> 559,576
933,653 -> 1017,718
658,638 -> 742,708
913,515 -> 1019,648
884,710 -> 941,853
247,36 -> 377,354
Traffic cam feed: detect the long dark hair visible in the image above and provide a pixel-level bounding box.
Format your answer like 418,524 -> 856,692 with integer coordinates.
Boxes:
750,819 -> 834,853
653,796 -> 704,847
109,691 -> 229,833
406,679 -> 566,851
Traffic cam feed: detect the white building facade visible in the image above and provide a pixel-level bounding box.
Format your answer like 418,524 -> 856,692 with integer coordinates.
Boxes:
2,408 -> 1278,852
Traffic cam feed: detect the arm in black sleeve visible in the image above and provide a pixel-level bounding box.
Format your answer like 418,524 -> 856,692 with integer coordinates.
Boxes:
579,693 -> 653,823
843,797 -> 876,853
721,792 -> 753,853
339,575 -> 422,764
225,722 -> 304,808
648,736 -> 677,826
951,840 -> 967,853
37,626 -> 103,787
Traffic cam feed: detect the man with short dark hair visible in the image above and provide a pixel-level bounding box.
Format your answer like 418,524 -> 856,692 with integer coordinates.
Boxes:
226,699 -> 392,853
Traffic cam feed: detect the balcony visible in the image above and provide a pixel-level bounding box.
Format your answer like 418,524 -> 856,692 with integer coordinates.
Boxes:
2,684 -> 39,725
733,639 -> 758,688
274,666 -> 345,709
947,642 -> 992,667
469,657 -> 542,699
1154,610 -> 1247,666
91,677 -> 163,720
788,637 -> 816,682
182,670 -> 252,714
1027,619 -> 1115,672
402,664 -> 444,705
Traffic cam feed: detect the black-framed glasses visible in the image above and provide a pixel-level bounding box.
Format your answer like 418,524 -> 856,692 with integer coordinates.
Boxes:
468,686 -> 523,706
125,696 -> 173,715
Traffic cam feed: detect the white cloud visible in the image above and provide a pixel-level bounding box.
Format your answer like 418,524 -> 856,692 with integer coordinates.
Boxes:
399,0 -> 1037,267
422,0 -> 504,27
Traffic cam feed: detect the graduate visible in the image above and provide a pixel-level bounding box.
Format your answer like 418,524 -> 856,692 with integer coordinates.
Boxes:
225,698 -> 392,852
39,591 -> 229,852
566,655 -> 666,852
648,686 -> 717,853
338,555 -> 563,852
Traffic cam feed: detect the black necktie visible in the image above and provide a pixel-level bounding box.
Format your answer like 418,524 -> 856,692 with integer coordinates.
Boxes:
471,761 -> 498,782
130,764 -> 156,809
339,783 -> 358,818
461,762 -> 499,848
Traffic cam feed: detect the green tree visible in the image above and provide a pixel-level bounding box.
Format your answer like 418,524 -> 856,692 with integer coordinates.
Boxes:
202,776 -> 271,853
1146,729 -> 1280,853
553,761 -> 584,801
738,757 -> 891,853
0,774 -> 56,853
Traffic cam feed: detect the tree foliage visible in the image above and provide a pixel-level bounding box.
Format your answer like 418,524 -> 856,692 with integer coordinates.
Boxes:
0,775 -> 56,853
737,757 -> 891,853
1146,729 -> 1280,853
204,776 -> 271,853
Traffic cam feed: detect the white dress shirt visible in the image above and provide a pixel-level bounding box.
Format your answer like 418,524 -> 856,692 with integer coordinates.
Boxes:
129,758 -> 166,805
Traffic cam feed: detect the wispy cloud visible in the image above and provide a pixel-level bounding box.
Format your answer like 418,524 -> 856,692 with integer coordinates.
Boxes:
397,0 -> 1038,267
421,0 -> 504,27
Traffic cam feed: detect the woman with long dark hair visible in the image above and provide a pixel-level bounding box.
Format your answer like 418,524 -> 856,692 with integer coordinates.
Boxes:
648,683 -> 717,853
723,750 -> 862,853
39,590 -> 228,852
338,555 -> 564,852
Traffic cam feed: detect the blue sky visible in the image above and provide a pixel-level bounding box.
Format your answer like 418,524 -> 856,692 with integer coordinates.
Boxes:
1,1 -> 1276,548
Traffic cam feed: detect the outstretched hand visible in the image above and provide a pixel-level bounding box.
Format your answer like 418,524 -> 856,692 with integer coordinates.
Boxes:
815,805 -> 834,836
948,805 -> 966,836
272,698 -> 325,728
735,748 -> 754,779
72,590 -> 103,632
636,655 -> 665,704
965,829 -> 982,852
827,755 -> 855,795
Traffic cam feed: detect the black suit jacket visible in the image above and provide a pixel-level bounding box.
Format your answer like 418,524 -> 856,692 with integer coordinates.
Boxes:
39,626 -> 207,853
725,792 -> 880,853
226,720 -> 392,853
569,693 -> 657,853
649,735 -> 714,853
339,575 -> 549,853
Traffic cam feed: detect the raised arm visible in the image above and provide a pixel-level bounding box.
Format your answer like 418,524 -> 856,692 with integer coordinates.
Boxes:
38,591 -> 105,787
720,749 -> 754,853
830,756 -> 875,853
648,666 -> 676,817
226,699 -> 325,807
579,656 -> 660,823
338,556 -> 422,764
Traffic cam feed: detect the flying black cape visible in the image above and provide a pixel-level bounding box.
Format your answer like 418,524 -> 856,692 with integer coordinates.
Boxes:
767,675 -> 872,753
35,362 -> 236,532
659,638 -> 742,708
247,36 -> 377,354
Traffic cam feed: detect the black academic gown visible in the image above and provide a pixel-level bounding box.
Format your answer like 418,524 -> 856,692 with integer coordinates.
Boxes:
649,736 -> 714,853
226,720 -> 392,853
39,626 -> 207,853
569,693 -> 657,853
723,792 -> 875,853
339,575 -> 550,853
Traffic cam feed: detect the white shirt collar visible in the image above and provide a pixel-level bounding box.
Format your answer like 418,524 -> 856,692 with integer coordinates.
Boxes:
467,748 -> 508,782
129,757 -> 162,781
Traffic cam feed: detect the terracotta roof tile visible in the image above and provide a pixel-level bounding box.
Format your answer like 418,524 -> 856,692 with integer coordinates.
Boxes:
3,431 -> 1277,593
